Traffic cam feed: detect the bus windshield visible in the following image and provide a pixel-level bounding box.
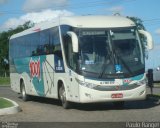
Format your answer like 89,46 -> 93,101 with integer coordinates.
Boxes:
78,27 -> 144,79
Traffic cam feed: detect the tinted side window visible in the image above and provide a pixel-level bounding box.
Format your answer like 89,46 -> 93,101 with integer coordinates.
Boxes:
10,26 -> 62,59
51,27 -> 62,58
32,27 -> 61,57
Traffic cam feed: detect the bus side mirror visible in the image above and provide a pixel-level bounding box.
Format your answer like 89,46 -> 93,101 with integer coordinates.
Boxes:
67,31 -> 79,53
138,30 -> 153,50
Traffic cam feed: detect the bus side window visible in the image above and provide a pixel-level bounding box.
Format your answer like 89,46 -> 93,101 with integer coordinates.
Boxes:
49,45 -> 55,54
54,50 -> 62,58
44,44 -> 50,54
32,50 -> 37,56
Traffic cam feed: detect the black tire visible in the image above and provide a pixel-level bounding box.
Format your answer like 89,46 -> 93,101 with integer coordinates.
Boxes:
21,81 -> 29,101
113,101 -> 125,108
59,84 -> 70,109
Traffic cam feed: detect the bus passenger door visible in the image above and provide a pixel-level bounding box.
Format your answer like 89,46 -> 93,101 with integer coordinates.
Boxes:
68,69 -> 79,101
65,38 -> 79,102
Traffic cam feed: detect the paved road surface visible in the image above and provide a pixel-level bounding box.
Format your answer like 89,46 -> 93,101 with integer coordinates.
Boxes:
0,86 -> 160,122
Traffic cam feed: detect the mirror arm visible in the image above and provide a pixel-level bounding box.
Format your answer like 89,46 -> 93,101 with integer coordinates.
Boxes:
138,30 -> 153,50
67,31 -> 79,53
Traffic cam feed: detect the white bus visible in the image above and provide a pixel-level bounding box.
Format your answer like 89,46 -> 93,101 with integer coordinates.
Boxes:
9,16 -> 153,108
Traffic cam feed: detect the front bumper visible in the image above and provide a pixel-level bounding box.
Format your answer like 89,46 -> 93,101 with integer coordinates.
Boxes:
79,84 -> 146,103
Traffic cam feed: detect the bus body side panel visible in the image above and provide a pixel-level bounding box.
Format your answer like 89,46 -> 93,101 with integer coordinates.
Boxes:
42,54 -> 56,98
10,73 -> 21,93
13,55 -> 46,97
42,54 -> 66,99
11,53 -> 79,100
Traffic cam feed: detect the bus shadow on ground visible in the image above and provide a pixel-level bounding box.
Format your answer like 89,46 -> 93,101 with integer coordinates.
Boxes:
18,95 -> 62,107
18,94 -> 160,111
71,94 -> 160,111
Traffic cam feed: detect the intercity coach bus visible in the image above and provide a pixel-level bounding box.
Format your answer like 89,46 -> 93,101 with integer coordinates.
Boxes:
9,16 -> 153,108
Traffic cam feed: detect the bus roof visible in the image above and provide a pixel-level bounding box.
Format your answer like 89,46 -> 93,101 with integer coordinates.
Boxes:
10,15 -> 135,39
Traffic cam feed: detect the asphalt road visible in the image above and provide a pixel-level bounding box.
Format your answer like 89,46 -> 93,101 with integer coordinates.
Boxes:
0,86 -> 160,122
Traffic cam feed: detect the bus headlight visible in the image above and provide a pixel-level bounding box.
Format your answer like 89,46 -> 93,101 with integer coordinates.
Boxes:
76,79 -> 97,89
84,82 -> 98,89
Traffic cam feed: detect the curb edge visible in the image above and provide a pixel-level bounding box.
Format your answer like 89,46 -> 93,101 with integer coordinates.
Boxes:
0,97 -> 21,115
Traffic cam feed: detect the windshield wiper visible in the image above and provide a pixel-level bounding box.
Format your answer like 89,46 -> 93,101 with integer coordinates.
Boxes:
98,51 -> 113,78
98,56 -> 108,79
98,34 -> 114,79
98,49 -> 133,79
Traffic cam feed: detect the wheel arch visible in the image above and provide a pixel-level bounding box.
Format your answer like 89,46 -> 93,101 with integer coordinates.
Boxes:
20,78 -> 23,92
57,78 -> 67,99
19,76 -> 26,93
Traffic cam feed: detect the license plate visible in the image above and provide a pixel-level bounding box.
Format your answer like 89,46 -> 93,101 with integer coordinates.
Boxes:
111,93 -> 123,98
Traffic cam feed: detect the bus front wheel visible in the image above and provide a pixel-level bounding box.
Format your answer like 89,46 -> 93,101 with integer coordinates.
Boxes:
59,84 -> 70,109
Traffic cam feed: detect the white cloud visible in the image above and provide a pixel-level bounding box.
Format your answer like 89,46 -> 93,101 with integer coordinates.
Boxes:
23,0 -> 68,12
0,9 -> 74,31
108,6 -> 124,13
21,9 -> 73,23
2,18 -> 26,30
155,29 -> 160,35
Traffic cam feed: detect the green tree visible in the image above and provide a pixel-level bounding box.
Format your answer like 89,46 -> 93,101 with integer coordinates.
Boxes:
0,21 -> 34,77
127,16 -> 145,30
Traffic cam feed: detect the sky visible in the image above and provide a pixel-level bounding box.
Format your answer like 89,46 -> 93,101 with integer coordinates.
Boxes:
0,0 -> 160,69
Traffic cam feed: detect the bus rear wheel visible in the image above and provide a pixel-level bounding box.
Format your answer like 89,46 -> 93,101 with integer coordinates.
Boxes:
21,81 -> 29,101
59,84 -> 70,109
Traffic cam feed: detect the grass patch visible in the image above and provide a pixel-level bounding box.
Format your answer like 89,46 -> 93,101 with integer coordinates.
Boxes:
0,77 -> 10,86
147,94 -> 160,99
154,84 -> 160,87
0,98 -> 13,109
151,94 -> 160,97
